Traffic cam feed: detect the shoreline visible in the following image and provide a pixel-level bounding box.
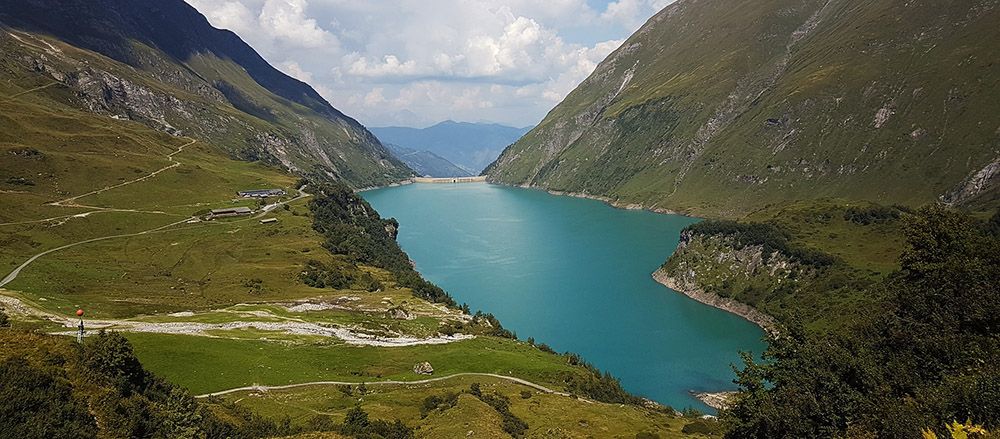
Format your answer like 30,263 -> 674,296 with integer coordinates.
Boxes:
502,182 -> 692,217
691,391 -> 738,411
652,268 -> 778,335
355,178 -> 414,193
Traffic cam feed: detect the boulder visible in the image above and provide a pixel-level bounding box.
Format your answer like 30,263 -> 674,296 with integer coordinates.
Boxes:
413,361 -> 434,375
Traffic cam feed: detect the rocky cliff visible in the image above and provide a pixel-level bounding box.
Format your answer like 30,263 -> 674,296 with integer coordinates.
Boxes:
487,0 -> 1000,217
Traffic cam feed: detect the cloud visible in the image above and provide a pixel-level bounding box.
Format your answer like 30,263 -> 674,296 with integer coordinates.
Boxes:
258,0 -> 335,48
601,0 -> 674,29
279,61 -> 313,83
185,0 -> 672,127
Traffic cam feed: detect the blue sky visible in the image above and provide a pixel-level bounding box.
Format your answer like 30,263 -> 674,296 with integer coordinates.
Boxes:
185,0 -> 673,127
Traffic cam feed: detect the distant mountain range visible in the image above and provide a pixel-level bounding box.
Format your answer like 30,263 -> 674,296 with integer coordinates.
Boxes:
372,121 -> 531,175
384,143 -> 471,178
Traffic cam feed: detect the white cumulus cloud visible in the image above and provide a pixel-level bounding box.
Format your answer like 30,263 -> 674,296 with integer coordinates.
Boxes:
185,0 -> 673,127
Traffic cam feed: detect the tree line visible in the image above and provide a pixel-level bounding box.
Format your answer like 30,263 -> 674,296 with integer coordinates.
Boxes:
723,207 -> 1000,438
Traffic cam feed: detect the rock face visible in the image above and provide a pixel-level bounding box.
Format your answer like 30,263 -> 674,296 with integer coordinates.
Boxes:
487,0 -> 1000,217
656,229 -> 808,334
0,0 -> 413,188
413,361 -> 434,375
388,307 -> 413,320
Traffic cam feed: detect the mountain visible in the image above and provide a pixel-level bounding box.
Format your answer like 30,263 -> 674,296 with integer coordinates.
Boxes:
385,143 -> 471,177
486,0 -> 1000,218
0,0 -> 412,187
371,121 -> 532,174
0,2 -> 710,436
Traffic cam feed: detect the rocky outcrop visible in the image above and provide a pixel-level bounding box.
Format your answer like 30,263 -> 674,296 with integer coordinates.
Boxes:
654,230 -> 801,334
941,157 -> 1000,206
413,361 -> 434,375
691,391 -> 738,411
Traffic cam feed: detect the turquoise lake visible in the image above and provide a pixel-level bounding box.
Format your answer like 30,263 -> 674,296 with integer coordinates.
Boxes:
362,183 -> 766,410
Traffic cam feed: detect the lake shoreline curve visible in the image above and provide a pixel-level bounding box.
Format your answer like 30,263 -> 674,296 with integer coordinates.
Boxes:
652,268 -> 778,335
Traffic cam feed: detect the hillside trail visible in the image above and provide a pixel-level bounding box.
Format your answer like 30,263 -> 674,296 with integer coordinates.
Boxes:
47,137 -> 197,210
196,372 -> 574,400
3,81 -> 60,102
0,128 -> 310,295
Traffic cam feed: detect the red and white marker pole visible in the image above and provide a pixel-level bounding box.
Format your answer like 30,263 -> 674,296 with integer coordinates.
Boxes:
76,309 -> 84,343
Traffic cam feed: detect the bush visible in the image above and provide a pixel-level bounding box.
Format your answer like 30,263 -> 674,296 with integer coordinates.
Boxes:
0,356 -> 97,438
843,205 -> 902,225
685,220 -> 836,267
681,419 -> 723,435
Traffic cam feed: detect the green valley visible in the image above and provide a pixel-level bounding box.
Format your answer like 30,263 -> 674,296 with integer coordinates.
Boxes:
3,0 -> 999,437
0,1 -> 711,438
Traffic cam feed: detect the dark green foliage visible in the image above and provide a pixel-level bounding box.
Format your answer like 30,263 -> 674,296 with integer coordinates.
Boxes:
0,330 -> 315,439
0,309 -> 9,327
475,391 -> 528,437
299,259 -> 352,289
560,353 -> 643,405
724,207 -> 1000,438
471,310 -> 515,338
843,205 -> 903,225
4,176 -> 35,186
242,277 -> 264,295
469,382 -> 482,397
337,384 -> 353,396
987,211 -> 1000,237
0,356 -> 97,438
682,418 -> 724,436
684,221 -> 835,268
339,405 -> 414,439
83,330 -> 148,395
420,392 -> 459,418
308,182 -> 456,306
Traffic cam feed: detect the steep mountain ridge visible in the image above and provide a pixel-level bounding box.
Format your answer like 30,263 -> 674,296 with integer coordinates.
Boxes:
0,0 -> 412,187
487,0 -> 1000,217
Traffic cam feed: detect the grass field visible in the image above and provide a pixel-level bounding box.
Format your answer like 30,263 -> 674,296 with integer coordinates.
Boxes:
127,333 -> 577,395
221,375 -> 699,438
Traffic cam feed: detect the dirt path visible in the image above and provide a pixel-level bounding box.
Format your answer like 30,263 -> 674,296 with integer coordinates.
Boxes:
3,81 -> 60,102
0,216 -> 194,288
196,372 -> 571,399
49,137 -> 197,208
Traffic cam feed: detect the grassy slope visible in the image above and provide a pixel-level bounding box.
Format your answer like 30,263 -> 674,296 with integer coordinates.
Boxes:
487,0 -> 1000,218
662,200 -> 908,331
229,377 -> 695,438
0,29 -> 411,190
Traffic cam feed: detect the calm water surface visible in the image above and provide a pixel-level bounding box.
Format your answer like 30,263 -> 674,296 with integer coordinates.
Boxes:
363,183 -> 765,410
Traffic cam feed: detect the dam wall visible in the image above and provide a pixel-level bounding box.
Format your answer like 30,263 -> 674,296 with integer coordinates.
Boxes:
413,176 -> 487,184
